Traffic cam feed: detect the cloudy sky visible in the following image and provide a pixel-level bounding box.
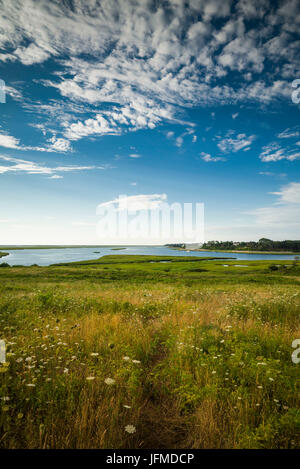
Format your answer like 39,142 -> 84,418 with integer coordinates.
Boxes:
0,0 -> 299,244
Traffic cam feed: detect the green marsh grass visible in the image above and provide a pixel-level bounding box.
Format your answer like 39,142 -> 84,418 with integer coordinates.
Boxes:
0,256 -> 299,448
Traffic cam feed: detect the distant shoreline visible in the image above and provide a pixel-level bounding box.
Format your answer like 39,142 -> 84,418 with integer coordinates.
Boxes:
168,247 -> 300,255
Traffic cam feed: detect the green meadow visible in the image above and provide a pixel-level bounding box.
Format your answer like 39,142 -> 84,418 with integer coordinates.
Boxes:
0,255 -> 299,449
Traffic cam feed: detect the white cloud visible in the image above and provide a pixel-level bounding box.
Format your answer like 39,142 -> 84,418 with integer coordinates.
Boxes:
270,182 -> 300,204
0,130 -> 72,153
64,114 -> 119,140
218,36 -> 265,73
201,152 -> 225,162
13,43 -> 51,65
0,155 -> 106,176
237,0 -> 271,19
259,171 -> 287,179
0,133 -> 20,149
0,0 -> 297,144
48,175 -> 63,180
277,127 -> 300,139
248,204 -> 300,227
176,136 -> 183,147
247,182 -> 300,226
259,143 -> 300,162
5,85 -> 23,101
217,132 -> 255,153
47,137 -> 72,153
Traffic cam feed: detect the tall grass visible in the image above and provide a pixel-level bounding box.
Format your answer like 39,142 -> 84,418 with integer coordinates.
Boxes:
0,258 -> 299,448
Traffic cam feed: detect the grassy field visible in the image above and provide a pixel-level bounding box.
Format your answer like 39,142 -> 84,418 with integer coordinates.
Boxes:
0,255 -> 299,449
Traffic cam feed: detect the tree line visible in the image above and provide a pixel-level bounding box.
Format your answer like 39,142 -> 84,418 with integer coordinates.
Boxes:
201,238 -> 300,252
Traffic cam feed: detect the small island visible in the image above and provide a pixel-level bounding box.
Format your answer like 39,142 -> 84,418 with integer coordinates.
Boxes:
0,251 -> 9,258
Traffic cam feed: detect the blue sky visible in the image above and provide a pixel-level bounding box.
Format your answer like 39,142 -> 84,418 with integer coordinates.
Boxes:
0,0 -> 299,244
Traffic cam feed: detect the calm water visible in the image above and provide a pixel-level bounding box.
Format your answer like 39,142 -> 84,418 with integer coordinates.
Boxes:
1,246 -> 298,266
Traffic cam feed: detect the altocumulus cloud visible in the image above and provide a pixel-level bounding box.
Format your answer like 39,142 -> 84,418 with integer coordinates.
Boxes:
217,131 -> 256,153
0,0 -> 299,148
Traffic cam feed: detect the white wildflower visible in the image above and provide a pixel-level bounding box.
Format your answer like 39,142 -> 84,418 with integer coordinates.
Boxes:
104,378 -> 115,385
125,425 -> 136,434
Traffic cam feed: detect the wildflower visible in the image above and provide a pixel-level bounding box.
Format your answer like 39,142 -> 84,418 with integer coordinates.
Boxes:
125,425 -> 136,434
123,356 -> 130,361
269,378 -> 274,381
17,413 -> 24,419
257,386 -> 263,389
132,360 -> 141,364
26,383 -> 36,387
212,371 -> 216,374
123,405 -> 131,409
104,378 -> 115,385
86,376 -> 95,381
25,357 -> 32,363
63,368 -> 69,374
90,353 -> 99,357
1,397 -> 10,401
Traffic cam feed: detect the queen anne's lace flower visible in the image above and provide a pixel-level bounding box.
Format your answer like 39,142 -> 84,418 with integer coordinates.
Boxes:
104,378 -> 115,385
125,425 -> 136,434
